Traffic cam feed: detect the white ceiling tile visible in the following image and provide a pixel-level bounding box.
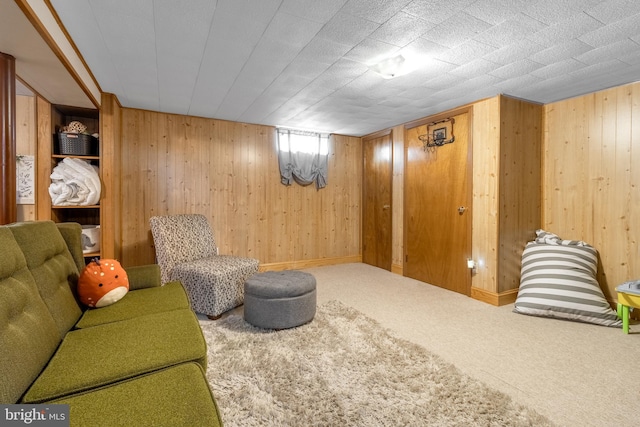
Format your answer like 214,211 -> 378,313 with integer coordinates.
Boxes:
585,0 -> 640,24
482,38 -> 545,65
422,12 -> 493,48
297,38 -> 353,65
153,1 -> 216,54
344,38 -> 400,64
494,74 -> 544,92
511,74 -> 576,102
214,0 -> 281,25
474,13 -> 546,48
529,39 -> 594,65
403,0 -> 476,25
189,39 -> 259,115
528,13 -> 603,45
464,0 -> 530,25
579,14 -> 640,47
490,59 -> 544,79
522,0 -> 585,25
44,0 -> 640,136
434,39 -> 497,65
87,0 -> 153,19
530,58 -> 588,79
404,58 -> 457,81
569,59 -> 629,79
422,73 -> 468,89
400,37 -> 449,59
50,0 -> 125,98
316,12 -> 380,46
436,75 -> 502,98
96,12 -> 155,59
279,0 -> 347,23
240,94 -> 291,124
449,58 -> 502,78
262,11 -> 324,49
396,86 -> 449,102
574,39 -> 640,65
368,11 -> 434,47
620,48 -> 640,65
341,0 -> 414,24
279,58 -> 332,83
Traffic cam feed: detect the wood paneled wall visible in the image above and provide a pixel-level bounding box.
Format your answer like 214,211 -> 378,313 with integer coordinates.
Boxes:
471,97 -> 501,294
391,125 -> 405,274
497,96 -> 542,293
100,93 -> 122,259
16,94 -> 36,221
543,81 -> 640,300
471,95 -> 541,302
120,108 -> 362,269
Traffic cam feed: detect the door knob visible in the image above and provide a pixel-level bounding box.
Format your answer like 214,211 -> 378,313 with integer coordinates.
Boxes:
383,204 -> 391,210
457,206 -> 467,214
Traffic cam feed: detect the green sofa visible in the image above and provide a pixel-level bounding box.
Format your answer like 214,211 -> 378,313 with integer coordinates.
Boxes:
0,220 -> 223,426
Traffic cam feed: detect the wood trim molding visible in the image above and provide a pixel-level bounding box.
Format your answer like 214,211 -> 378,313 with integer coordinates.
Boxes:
404,105 -> 473,131
470,287 -> 519,306
362,128 -> 392,141
15,0 -> 101,107
391,263 -> 403,275
259,256 -> 362,272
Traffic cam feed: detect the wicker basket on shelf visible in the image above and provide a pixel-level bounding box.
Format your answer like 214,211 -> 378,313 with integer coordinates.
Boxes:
57,133 -> 98,156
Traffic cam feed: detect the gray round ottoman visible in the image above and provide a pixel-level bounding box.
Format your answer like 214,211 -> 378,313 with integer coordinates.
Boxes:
244,270 -> 316,329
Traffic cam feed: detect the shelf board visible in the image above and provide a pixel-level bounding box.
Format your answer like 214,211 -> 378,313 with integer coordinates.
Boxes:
83,252 -> 100,258
52,205 -> 100,209
52,154 -> 99,160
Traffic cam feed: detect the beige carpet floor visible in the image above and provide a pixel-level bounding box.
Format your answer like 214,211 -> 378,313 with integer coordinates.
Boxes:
303,263 -> 640,427
215,263 -> 639,426
201,300 -> 552,426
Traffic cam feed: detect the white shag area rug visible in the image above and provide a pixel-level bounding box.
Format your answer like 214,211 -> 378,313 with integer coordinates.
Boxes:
199,300 -> 553,427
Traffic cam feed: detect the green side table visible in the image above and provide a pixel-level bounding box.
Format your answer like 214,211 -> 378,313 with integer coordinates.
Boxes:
616,282 -> 640,334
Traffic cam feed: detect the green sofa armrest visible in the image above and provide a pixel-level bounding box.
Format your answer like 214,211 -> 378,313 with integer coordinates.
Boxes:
56,222 -> 85,273
125,264 -> 162,290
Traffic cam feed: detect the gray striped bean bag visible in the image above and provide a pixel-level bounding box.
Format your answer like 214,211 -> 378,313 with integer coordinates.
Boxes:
513,230 -> 621,327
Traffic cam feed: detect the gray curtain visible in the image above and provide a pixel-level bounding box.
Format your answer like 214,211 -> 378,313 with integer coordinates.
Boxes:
277,129 -> 329,189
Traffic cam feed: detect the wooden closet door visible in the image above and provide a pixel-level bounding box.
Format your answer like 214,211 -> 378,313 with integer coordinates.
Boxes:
404,112 -> 471,295
362,132 -> 392,271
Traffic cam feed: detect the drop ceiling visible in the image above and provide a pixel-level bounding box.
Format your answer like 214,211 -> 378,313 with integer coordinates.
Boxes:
9,0 -> 640,136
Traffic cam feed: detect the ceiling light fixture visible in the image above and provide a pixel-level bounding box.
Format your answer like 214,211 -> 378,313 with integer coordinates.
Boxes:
368,54 -> 417,79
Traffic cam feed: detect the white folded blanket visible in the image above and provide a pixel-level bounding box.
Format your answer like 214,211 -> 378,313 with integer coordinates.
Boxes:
49,157 -> 101,206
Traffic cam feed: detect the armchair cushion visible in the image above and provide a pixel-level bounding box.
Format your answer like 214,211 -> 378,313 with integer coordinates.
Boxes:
172,255 -> 259,316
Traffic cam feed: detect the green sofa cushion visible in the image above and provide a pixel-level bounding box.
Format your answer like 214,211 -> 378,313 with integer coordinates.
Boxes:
8,221 -> 82,338
52,363 -> 223,427
75,281 -> 190,328
22,309 -> 207,403
0,228 -> 61,404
